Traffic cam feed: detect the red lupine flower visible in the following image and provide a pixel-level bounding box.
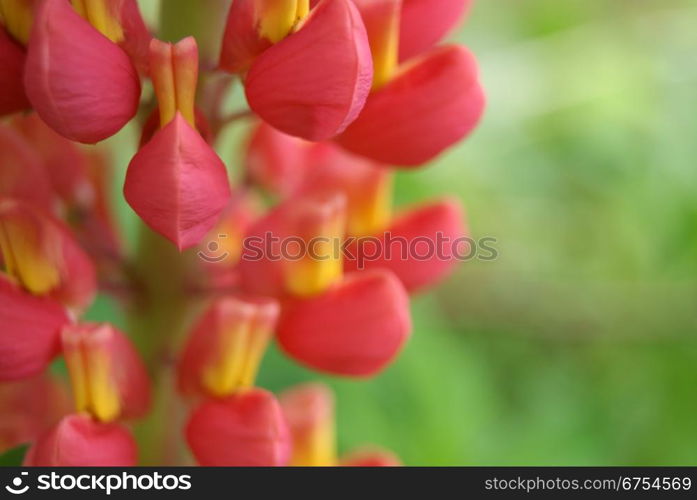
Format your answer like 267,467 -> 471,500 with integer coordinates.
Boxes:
0,275 -> 68,381
62,323 -> 151,422
0,373 -> 70,452
398,0 -> 473,62
337,0 -> 485,166
23,414 -> 137,466
341,446 -> 402,466
278,269 -> 411,376
0,125 -> 54,210
0,25 -> 29,116
124,37 -> 231,250
279,382 -> 336,466
346,199 -> 469,292
0,198 -> 96,311
220,0 -> 373,141
177,296 -> 279,399
23,0 -> 141,144
186,388 -> 291,466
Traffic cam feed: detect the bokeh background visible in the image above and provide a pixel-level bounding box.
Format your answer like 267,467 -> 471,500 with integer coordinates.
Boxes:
87,0 -> 697,465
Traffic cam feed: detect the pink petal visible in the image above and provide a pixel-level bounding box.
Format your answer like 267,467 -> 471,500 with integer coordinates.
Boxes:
186,389 -> 291,466
277,270 -> 412,377
399,0 -> 472,61
23,0 -> 141,144
124,113 -> 231,251
245,0 -> 373,141
0,26 -> 29,116
24,414 -> 137,466
0,274 -> 68,381
337,44 -> 485,166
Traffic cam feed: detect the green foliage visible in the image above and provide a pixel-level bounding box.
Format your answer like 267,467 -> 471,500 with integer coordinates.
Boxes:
0,445 -> 28,467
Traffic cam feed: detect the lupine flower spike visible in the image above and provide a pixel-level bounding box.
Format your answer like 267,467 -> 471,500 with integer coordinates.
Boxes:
0,0 -> 486,467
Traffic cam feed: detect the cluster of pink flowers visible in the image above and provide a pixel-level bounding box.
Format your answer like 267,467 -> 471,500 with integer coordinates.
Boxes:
0,0 -> 484,465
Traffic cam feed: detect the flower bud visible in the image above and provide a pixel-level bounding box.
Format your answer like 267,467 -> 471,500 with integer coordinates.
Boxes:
24,0 -> 140,143
177,296 -> 279,399
124,37 -> 230,250
124,114 -> 231,250
278,269 -> 411,376
280,382 -> 336,466
62,323 -> 151,422
346,199 -> 468,292
186,388 -> 291,466
338,44 -> 485,166
0,274 -> 68,381
24,414 -> 137,466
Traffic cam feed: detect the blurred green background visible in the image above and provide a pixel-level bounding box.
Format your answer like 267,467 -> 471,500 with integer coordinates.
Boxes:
91,0 -> 697,465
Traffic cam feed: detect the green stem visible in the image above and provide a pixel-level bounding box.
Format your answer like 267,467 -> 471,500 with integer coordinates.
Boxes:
128,225 -> 202,465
